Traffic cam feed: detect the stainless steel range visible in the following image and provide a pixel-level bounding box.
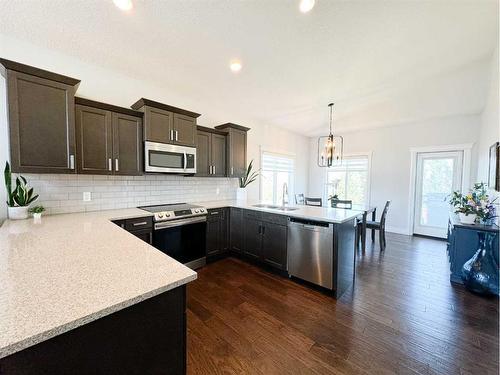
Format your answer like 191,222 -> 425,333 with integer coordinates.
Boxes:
139,203 -> 208,269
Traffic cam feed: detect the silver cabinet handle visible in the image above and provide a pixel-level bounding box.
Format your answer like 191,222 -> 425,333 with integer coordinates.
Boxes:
115,158 -> 119,172
175,130 -> 179,141
133,221 -> 148,226
213,165 -> 216,175
209,165 -> 213,175
183,152 -> 187,171
231,167 -> 234,175
69,155 -> 75,169
108,158 -> 112,171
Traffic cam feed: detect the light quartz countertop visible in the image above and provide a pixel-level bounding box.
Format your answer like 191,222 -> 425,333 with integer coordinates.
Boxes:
0,208 -> 196,358
197,200 -> 363,223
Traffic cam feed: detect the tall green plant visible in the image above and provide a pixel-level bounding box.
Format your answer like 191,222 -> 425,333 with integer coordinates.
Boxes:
4,161 -> 39,207
4,161 -> 14,207
239,160 -> 259,188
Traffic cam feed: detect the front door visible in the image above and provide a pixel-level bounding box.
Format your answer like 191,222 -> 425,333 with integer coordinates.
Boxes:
413,151 -> 463,238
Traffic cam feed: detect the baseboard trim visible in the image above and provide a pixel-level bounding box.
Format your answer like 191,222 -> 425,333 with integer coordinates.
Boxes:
385,226 -> 409,235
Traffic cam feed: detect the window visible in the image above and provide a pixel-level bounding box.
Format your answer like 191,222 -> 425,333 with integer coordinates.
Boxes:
260,151 -> 295,205
325,155 -> 370,206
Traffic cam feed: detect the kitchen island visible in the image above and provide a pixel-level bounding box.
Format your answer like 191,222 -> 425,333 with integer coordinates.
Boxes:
0,209 -> 196,374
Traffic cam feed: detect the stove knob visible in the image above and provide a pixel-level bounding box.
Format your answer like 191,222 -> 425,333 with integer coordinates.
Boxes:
195,209 -> 200,213
166,213 -> 171,217
158,213 -> 163,218
200,208 -> 205,213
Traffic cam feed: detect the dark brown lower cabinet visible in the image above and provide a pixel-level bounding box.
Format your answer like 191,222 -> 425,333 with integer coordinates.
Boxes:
112,217 -> 153,245
0,286 -> 187,375
229,208 -> 243,253
206,208 -> 229,258
242,209 -> 288,270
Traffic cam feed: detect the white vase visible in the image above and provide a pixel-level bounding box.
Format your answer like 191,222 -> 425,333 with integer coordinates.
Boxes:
8,206 -> 29,220
459,213 -> 477,225
236,188 -> 247,203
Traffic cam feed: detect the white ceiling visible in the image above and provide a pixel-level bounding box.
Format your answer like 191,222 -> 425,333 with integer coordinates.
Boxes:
0,0 -> 498,136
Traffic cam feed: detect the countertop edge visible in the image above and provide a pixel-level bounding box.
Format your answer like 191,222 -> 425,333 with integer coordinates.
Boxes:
0,273 -> 197,359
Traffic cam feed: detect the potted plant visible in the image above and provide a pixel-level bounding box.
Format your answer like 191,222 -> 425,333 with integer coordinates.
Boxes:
237,160 -> 259,202
4,162 -> 39,220
448,183 -> 497,225
29,205 -> 45,220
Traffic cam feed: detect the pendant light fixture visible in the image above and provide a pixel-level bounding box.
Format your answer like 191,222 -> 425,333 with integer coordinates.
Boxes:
317,103 -> 343,167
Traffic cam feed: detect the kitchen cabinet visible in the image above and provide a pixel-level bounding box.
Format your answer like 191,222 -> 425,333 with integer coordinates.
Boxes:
229,207 -> 244,253
0,58 -> 80,174
206,208 -> 229,258
214,123 -> 250,178
242,209 -> 288,270
112,216 -> 153,244
75,98 -> 143,176
196,126 -> 226,177
131,98 -> 199,147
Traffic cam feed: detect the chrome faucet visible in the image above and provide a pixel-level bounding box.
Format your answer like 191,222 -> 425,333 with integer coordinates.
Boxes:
282,183 -> 289,207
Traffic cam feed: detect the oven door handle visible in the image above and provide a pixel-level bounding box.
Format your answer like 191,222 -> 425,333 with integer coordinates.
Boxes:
154,216 -> 206,230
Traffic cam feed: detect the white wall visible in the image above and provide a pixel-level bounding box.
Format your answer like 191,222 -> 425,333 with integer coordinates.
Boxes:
308,115 -> 480,234
0,35 -> 309,219
477,48 -> 499,185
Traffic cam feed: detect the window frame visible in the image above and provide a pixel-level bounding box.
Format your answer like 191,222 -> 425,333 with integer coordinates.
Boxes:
259,149 -> 296,205
324,152 -> 372,207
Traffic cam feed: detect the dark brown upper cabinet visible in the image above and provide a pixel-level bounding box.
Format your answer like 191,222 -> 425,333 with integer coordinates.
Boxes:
196,126 -> 226,177
214,123 -> 250,178
75,98 -> 143,176
0,58 -> 80,173
131,98 -> 200,147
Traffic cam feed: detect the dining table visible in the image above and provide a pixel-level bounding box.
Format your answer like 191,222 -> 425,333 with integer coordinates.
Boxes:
336,204 -> 377,252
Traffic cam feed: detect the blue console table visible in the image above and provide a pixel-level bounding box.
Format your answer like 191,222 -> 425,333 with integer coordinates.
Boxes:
447,215 -> 499,294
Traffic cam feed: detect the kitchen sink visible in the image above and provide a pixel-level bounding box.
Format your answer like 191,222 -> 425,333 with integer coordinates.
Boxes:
252,204 -> 299,211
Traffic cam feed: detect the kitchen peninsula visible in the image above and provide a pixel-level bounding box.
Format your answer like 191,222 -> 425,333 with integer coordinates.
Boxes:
0,209 -> 197,374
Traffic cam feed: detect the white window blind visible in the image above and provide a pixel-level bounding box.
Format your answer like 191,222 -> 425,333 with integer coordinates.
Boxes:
325,155 -> 370,206
260,152 -> 295,205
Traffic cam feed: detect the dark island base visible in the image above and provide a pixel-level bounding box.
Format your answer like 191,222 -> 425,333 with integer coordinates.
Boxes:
0,286 -> 186,375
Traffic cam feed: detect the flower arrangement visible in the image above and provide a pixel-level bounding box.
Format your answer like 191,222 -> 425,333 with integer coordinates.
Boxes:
448,183 -> 497,224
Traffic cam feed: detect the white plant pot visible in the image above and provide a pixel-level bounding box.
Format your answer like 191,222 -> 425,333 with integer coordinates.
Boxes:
8,206 -> 30,220
236,188 -> 247,203
33,212 -> 42,221
459,213 -> 477,225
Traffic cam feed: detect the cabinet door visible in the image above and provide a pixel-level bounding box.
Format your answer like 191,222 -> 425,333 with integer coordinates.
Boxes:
211,133 -> 226,177
206,216 -> 221,256
75,105 -> 113,175
262,223 -> 287,270
144,106 -> 173,144
173,113 -> 196,147
230,208 -> 243,253
220,208 -> 229,252
7,71 -> 76,173
244,217 -> 262,260
228,129 -> 247,177
196,131 -> 211,177
129,229 -> 153,245
112,113 -> 143,176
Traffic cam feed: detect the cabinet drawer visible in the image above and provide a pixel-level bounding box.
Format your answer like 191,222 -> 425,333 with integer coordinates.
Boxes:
208,208 -> 226,220
261,212 -> 288,226
125,216 -> 153,231
243,209 -> 262,220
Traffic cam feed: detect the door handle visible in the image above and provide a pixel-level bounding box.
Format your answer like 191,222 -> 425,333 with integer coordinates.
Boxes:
69,154 -> 75,169
213,165 -> 216,175
108,158 -> 112,171
170,129 -> 174,141
175,130 -> 179,142
183,152 -> 187,171
231,167 -> 234,175
115,158 -> 119,172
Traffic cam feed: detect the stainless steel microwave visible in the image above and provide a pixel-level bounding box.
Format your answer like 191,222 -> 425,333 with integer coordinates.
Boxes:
144,141 -> 196,174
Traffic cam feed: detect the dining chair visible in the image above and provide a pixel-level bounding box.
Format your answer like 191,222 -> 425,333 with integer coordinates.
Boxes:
305,197 -> 323,207
357,200 -> 390,251
331,199 -> 352,209
295,194 -> 305,205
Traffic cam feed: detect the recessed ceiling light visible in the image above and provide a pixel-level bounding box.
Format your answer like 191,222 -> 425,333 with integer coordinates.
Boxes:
299,0 -> 315,13
230,60 -> 242,73
113,0 -> 133,11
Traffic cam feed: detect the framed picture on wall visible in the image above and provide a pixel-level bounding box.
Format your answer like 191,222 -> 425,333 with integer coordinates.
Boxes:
488,142 -> 500,191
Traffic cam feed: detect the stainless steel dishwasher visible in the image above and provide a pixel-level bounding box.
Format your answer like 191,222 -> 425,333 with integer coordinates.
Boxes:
287,217 -> 334,290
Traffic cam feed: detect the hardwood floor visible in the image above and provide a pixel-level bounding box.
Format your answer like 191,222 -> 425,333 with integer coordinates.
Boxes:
186,233 -> 499,374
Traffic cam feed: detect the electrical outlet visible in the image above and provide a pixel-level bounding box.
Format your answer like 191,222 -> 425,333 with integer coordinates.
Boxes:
83,192 -> 91,202
216,187 -> 220,195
